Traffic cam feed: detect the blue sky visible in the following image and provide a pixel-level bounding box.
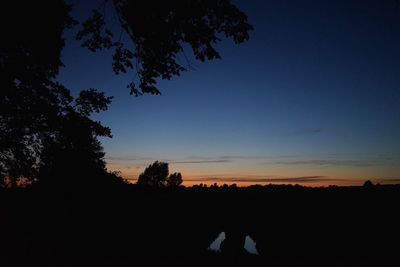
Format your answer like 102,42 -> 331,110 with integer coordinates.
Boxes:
58,0 -> 400,185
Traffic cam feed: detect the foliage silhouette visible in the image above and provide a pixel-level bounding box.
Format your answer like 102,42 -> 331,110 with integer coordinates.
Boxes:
137,161 -> 183,187
77,0 -> 253,95
0,1 -> 113,186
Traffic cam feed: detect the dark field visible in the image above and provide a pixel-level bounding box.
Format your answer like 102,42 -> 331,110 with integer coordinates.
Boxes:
1,183 -> 399,266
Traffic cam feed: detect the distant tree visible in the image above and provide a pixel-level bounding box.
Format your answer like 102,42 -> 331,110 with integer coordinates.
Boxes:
137,161 -> 183,187
167,172 -> 183,187
137,161 -> 169,187
363,180 -> 374,187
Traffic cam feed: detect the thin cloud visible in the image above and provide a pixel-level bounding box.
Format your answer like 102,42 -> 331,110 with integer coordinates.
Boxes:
106,153 -> 326,164
105,156 -> 155,161
105,156 -> 231,167
218,155 -> 300,160
375,178 -> 400,183
169,159 -> 231,164
185,156 -> 215,160
187,176 -> 339,183
268,159 -> 377,167
260,176 -> 334,183
219,155 -> 263,160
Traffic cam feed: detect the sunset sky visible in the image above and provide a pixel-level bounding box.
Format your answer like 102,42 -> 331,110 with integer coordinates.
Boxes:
58,0 -> 400,186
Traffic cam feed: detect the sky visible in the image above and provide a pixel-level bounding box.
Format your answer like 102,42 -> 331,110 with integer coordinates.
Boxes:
57,0 -> 400,186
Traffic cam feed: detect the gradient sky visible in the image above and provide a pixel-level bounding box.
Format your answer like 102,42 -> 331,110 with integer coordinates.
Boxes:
57,0 -> 400,186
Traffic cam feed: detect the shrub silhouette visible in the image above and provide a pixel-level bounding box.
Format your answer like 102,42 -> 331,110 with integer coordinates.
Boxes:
137,161 -> 182,187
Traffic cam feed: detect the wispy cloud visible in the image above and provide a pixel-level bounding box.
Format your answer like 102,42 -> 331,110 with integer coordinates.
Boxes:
106,153 -> 395,169
187,176 -> 339,183
219,155 -> 263,160
218,155 -> 301,160
258,176 -> 329,183
106,156 -> 232,164
375,178 -> 400,183
105,156 -> 155,161
169,159 -> 231,164
268,159 -> 378,167
185,156 -> 216,160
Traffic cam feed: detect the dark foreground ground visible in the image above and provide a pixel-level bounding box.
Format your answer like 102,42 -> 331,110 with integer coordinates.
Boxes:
1,182 -> 399,266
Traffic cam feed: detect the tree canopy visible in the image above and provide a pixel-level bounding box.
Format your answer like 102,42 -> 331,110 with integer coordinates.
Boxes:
77,0 -> 253,95
0,1 -> 112,186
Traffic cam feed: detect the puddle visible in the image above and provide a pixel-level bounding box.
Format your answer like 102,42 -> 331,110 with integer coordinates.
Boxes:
244,235 -> 259,255
208,231 -> 259,255
208,231 -> 225,251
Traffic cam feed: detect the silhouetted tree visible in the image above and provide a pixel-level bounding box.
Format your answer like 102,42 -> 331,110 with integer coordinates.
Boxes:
167,172 -> 183,187
363,180 -> 374,187
137,161 -> 169,187
37,108 -> 111,186
0,2 -> 113,186
137,161 -> 183,187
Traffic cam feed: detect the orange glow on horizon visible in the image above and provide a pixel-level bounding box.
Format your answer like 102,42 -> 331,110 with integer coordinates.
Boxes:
110,162 -> 399,188
123,176 -> 370,187
104,136 -> 400,187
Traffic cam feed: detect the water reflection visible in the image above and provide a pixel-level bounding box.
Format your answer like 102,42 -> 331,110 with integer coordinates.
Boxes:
208,232 -> 258,255
244,235 -> 259,255
208,231 -> 225,251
